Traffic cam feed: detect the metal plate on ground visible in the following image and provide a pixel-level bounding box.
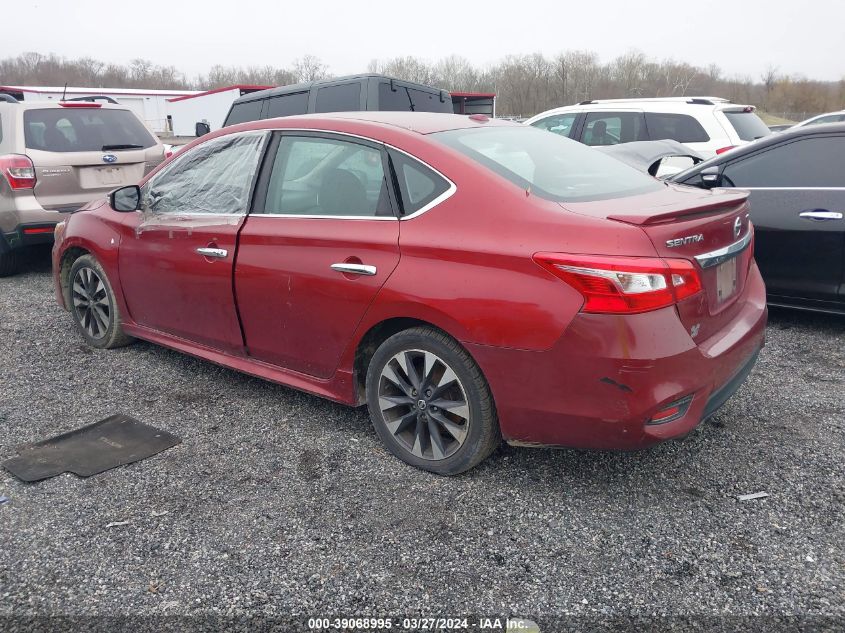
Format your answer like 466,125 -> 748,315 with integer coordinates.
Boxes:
2,414 -> 180,482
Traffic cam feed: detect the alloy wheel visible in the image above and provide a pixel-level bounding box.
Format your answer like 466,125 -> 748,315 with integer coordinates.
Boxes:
71,267 -> 111,340
377,349 -> 470,461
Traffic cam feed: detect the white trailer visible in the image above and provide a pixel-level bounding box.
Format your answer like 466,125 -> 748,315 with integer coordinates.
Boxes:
166,85 -> 273,137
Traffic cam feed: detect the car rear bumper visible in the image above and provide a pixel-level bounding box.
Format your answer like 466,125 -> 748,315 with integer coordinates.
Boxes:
466,261 -> 768,450
1,222 -> 58,253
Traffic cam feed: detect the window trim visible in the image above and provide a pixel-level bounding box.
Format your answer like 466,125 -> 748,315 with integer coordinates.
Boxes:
249,129 -> 456,221
142,130 -> 270,217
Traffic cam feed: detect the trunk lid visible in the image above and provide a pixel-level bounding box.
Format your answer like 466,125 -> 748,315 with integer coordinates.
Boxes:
562,184 -> 754,343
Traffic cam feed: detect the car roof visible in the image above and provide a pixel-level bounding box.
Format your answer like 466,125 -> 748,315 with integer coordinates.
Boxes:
228,111 -> 517,136
526,97 -> 755,122
232,74 -> 448,105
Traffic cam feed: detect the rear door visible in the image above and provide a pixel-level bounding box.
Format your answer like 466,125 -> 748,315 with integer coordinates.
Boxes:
23,105 -> 162,211
116,131 -> 267,353
719,134 -> 845,307
235,132 -> 400,379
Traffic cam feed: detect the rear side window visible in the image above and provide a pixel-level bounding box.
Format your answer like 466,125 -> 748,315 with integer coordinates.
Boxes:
23,108 -> 156,152
722,136 -> 845,188
645,113 -> 710,143
581,112 -> 647,146
315,83 -> 362,113
531,113 -> 578,138
225,100 -> 263,126
265,92 -> 309,118
722,111 -> 771,141
388,150 -> 451,214
805,114 -> 844,126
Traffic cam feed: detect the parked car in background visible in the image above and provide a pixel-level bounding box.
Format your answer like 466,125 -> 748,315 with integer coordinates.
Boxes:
0,99 -> 164,276
791,110 -> 845,128
221,74 -> 452,129
525,97 -> 771,158
53,112 -> 766,474
669,123 -> 845,314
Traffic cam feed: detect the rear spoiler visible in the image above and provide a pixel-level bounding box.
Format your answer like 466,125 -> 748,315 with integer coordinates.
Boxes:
607,190 -> 749,226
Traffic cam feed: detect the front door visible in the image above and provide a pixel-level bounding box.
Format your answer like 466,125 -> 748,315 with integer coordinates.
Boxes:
117,131 -> 267,353
721,134 -> 845,306
235,132 -> 401,379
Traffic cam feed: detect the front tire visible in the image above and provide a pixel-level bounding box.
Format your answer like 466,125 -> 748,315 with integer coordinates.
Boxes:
366,327 -> 500,475
67,254 -> 133,349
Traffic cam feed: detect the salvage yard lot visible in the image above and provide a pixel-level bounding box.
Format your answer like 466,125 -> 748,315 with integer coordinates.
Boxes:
1,249 -> 843,624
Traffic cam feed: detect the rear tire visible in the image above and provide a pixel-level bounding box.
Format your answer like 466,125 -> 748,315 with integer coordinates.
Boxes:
366,327 -> 500,475
67,254 -> 134,349
0,250 -> 21,277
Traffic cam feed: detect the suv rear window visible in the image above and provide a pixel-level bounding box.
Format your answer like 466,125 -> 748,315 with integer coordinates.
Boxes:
24,108 -> 156,152
722,111 -> 771,141
433,126 -> 661,203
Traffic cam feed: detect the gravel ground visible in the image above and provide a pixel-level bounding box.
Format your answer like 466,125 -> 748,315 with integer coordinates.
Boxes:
0,248 -> 843,631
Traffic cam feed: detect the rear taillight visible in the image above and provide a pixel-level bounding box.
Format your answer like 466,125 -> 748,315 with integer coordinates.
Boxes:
715,146 -> 736,155
0,154 -> 36,189
533,253 -> 703,314
59,101 -> 102,108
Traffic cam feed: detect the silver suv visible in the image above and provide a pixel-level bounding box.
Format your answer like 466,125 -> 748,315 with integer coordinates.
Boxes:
0,99 -> 164,275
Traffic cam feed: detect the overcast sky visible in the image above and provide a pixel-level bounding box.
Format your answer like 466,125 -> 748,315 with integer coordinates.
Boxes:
6,0 -> 843,81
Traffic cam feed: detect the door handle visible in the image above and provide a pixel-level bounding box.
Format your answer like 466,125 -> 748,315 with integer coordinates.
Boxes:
799,210 -> 843,221
330,263 -> 377,276
196,247 -> 228,258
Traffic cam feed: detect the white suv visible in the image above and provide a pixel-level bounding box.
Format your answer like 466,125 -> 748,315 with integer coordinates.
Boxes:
524,97 -> 771,158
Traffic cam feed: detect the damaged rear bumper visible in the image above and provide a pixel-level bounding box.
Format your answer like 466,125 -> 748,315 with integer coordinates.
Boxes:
466,262 -> 767,450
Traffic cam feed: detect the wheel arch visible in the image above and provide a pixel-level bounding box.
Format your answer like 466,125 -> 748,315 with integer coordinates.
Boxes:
351,316 -> 485,406
58,245 -> 91,308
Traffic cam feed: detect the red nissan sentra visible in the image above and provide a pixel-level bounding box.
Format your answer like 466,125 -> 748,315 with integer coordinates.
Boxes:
52,112 -> 767,474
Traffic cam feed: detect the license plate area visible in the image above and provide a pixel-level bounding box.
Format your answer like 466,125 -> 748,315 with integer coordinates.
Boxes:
715,257 -> 738,303
98,167 -> 122,185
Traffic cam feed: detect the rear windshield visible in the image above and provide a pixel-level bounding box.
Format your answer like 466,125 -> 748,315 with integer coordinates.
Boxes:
432,126 -> 662,202
24,107 -> 156,152
722,111 -> 771,141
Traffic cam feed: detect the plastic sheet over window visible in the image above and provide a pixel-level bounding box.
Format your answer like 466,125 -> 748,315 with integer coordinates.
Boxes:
144,132 -> 265,215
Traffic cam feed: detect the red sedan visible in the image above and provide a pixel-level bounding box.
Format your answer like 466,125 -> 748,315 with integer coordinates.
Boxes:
52,112 -> 767,474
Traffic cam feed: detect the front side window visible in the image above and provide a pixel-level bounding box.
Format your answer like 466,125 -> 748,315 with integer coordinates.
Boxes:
315,83 -> 362,113
531,114 -> 578,138
805,114 -> 843,126
144,133 -> 265,214
262,136 -> 392,217
721,136 -> 845,188
24,108 -> 156,152
645,113 -> 710,143
433,125 -> 661,202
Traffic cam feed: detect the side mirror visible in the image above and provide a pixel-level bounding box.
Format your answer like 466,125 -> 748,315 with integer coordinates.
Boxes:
195,121 -> 211,137
110,185 -> 141,212
700,165 -> 722,189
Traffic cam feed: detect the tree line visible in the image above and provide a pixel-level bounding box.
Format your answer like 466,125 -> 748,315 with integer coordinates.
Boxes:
2,51 -> 842,120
